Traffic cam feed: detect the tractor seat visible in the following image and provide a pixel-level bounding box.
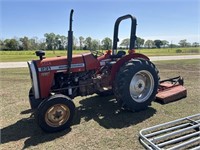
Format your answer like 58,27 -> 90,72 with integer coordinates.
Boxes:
110,50 -> 126,59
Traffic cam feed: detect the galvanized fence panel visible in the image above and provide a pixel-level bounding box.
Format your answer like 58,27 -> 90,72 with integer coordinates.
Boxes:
139,114 -> 200,150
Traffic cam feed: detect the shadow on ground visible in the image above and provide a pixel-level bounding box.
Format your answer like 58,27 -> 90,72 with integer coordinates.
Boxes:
1,116 -> 71,149
1,95 -> 156,149
73,95 -> 156,129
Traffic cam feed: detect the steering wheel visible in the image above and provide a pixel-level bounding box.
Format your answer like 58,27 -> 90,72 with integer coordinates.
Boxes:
91,50 -> 104,57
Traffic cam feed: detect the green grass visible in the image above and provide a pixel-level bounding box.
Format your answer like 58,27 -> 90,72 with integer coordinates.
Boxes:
0,50 -> 90,62
136,47 -> 200,56
0,47 -> 199,62
0,59 -> 199,149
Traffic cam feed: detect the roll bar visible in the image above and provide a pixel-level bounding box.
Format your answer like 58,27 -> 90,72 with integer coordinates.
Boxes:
112,14 -> 137,55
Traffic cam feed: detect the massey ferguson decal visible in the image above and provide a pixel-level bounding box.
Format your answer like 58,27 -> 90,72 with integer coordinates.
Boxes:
38,63 -> 85,72
40,66 -> 51,72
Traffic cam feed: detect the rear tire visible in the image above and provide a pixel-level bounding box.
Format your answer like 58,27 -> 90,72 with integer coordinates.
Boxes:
114,59 -> 159,112
37,94 -> 75,133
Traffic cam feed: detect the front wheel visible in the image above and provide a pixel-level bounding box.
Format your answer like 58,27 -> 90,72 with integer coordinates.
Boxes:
114,59 -> 159,112
37,94 -> 75,133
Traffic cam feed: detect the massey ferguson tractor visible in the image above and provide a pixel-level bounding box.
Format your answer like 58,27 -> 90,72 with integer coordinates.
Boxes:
27,10 -> 186,132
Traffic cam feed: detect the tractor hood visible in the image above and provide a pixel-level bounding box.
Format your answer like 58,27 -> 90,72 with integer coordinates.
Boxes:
28,53 -> 100,99
34,53 -> 100,73
35,55 -> 85,73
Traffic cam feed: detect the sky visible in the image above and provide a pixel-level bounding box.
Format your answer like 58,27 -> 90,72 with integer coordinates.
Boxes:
0,0 -> 199,44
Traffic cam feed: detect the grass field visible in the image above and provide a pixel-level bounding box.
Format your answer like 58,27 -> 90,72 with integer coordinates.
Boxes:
0,50 -> 90,62
0,47 -> 199,62
0,59 -> 200,149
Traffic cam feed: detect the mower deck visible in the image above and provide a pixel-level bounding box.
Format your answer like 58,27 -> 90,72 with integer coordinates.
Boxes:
156,76 -> 187,103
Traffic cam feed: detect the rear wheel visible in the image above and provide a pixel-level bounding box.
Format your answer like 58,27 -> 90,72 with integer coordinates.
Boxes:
114,59 -> 159,111
37,94 -> 75,132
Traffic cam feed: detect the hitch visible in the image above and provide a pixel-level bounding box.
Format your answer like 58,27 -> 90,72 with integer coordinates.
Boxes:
156,76 -> 187,103
160,76 -> 184,85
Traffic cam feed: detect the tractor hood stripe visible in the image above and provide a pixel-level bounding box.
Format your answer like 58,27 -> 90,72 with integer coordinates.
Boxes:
38,63 -> 85,72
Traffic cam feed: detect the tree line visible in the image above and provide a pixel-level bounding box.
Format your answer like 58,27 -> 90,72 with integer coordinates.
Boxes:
0,33 -> 199,51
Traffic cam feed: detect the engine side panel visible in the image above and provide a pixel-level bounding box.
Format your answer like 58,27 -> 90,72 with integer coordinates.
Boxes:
35,55 -> 85,98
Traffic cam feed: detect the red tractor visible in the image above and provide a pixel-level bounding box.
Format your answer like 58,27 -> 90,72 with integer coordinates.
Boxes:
27,10 -> 185,132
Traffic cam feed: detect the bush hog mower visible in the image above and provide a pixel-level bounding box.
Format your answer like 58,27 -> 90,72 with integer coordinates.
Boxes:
27,10 -> 186,132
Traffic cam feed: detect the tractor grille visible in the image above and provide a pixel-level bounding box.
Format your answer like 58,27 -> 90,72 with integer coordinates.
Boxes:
27,61 -> 40,99
27,61 -> 34,86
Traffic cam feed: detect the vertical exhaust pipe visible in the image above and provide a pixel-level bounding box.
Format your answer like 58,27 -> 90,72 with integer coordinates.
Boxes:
67,9 -> 74,73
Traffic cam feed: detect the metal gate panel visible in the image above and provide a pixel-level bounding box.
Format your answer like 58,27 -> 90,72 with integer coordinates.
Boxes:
139,114 -> 200,150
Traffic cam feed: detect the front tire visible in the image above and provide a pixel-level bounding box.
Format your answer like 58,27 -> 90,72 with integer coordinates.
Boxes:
114,59 -> 159,112
37,94 -> 75,133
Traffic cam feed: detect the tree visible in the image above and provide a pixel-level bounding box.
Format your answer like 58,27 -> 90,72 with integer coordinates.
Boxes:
3,39 -> 10,50
186,42 -> 191,47
179,39 -> 187,47
192,42 -> 199,47
73,36 -> 78,50
120,38 -> 130,49
135,37 -> 144,49
4,39 -> 19,50
20,36 -> 30,50
101,37 -> 112,50
169,43 -> 179,48
38,42 -> 46,50
84,37 -> 92,50
44,33 -> 56,50
91,40 -> 99,50
154,40 -> 163,48
162,40 -> 169,48
0,39 -> 4,50
79,36 -> 84,50
59,35 -> 68,50
54,35 -> 60,50
29,37 -> 39,50
144,40 -> 154,48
